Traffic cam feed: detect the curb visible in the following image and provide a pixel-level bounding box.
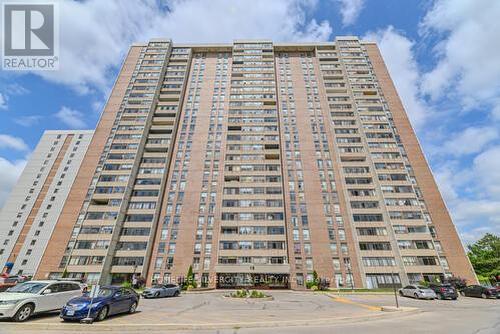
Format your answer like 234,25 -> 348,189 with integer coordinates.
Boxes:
221,295 -> 274,301
0,309 -> 422,332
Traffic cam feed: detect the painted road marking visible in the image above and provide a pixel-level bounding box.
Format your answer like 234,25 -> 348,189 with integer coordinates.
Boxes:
327,294 -> 382,311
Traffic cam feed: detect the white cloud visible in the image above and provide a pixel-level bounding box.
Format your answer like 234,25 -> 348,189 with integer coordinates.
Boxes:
0,134 -> 29,151
435,146 -> 500,244
335,0 -> 364,26
493,103 -> 500,121
415,0 -> 500,244
442,126 -> 498,156
472,146 -> 500,197
55,106 -> 87,129
421,0 -> 500,109
0,157 -> 26,209
14,115 -> 43,127
363,26 -> 430,129
33,0 -> 332,94
0,83 -> 30,110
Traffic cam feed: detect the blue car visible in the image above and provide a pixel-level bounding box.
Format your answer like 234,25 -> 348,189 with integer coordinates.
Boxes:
60,286 -> 139,321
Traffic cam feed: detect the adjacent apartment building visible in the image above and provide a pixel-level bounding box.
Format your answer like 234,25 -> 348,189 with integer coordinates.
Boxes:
3,37 -> 475,289
0,130 -> 93,277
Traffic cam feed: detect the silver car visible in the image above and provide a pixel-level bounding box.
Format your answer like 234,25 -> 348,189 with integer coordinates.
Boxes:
399,285 -> 437,300
142,284 -> 180,299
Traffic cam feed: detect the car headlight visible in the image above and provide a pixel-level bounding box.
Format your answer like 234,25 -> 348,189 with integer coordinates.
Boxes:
68,303 -> 88,311
0,300 -> 21,305
90,302 -> 102,309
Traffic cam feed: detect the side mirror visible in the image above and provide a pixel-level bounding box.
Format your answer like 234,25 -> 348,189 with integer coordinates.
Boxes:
42,289 -> 52,295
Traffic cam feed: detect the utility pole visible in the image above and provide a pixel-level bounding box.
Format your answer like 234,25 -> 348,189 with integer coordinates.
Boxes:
392,271 -> 399,308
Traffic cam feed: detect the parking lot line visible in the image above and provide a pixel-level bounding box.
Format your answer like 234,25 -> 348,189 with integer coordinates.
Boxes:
326,294 -> 382,311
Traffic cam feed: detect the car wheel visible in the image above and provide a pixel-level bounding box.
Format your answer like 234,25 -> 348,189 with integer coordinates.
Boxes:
414,293 -> 420,299
481,293 -> 487,299
129,302 -> 137,314
452,297 -> 457,300
14,304 -> 34,322
96,306 -> 108,321
174,290 -> 180,297
154,292 -> 160,298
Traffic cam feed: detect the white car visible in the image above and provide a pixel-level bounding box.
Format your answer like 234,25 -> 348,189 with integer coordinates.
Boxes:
0,280 -> 85,322
399,285 -> 437,300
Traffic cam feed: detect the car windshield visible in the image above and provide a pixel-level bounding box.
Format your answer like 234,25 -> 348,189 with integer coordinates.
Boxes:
417,285 -> 428,289
83,287 -> 115,298
6,282 -> 48,294
152,285 -> 164,288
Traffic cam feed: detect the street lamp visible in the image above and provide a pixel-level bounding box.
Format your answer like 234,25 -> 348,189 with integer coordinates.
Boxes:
346,264 -> 353,291
391,271 -> 399,308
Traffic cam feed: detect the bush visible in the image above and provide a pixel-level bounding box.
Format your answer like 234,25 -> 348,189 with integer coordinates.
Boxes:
121,281 -> 132,289
250,290 -> 266,298
229,289 -> 268,298
418,280 -> 430,287
181,265 -> 198,290
305,270 -> 322,290
231,289 -> 248,298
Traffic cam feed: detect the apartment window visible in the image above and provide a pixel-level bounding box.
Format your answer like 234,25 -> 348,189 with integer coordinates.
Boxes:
203,258 -> 210,270
154,257 -> 163,270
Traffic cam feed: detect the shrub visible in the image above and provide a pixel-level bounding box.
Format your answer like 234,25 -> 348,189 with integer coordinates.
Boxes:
181,265 -> 198,290
121,281 -> 132,289
229,289 -> 268,298
418,280 -> 430,288
230,289 -> 248,298
250,290 -> 266,298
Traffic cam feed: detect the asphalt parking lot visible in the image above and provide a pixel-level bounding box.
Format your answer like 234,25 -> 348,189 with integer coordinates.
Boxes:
0,291 -> 498,334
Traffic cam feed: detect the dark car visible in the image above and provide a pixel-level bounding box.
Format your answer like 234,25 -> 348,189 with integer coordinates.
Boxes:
460,285 -> 499,299
142,284 -> 180,298
429,283 -> 458,300
60,286 -> 139,321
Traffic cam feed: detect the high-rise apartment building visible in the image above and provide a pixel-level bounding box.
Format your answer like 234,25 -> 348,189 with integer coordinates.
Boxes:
28,37 -> 476,289
0,130 -> 93,276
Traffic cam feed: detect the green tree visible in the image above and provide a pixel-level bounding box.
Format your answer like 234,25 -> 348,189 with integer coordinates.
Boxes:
467,233 -> 500,282
61,268 -> 68,278
184,265 -> 197,289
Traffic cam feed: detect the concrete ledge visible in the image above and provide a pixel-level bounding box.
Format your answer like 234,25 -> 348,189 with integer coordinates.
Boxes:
182,288 -> 217,294
222,295 -> 274,301
381,306 -> 419,312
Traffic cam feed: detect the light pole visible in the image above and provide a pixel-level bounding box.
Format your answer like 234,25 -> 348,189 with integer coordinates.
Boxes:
391,271 -> 399,308
346,264 -> 353,291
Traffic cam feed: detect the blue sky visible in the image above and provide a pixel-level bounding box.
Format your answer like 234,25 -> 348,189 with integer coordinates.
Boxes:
1,0 -> 499,244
